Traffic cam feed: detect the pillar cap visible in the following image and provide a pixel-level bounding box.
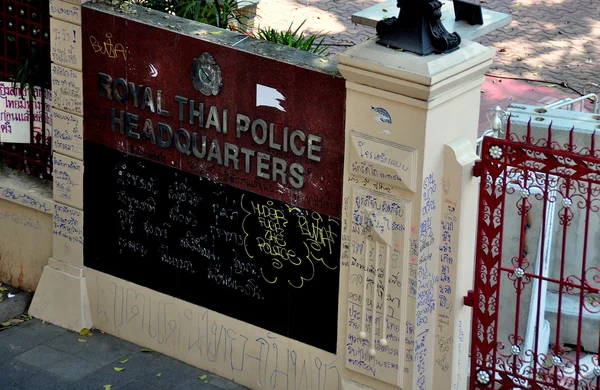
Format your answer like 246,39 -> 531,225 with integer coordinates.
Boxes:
337,38 -> 494,102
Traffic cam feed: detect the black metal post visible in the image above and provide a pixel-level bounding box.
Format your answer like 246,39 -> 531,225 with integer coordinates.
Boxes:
376,0 -> 462,56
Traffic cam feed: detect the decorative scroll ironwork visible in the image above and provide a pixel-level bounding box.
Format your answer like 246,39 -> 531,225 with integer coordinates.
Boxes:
470,118 -> 600,389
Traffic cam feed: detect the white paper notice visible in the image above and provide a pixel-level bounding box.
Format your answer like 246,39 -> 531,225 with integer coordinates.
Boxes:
0,82 -> 52,143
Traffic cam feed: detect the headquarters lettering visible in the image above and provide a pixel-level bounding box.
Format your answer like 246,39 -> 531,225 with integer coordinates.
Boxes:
99,72 -> 323,189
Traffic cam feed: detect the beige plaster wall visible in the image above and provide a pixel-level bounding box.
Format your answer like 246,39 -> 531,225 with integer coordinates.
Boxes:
0,197 -> 52,291
85,268 -> 345,390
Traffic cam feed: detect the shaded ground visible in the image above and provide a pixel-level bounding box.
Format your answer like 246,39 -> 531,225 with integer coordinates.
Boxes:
0,319 -> 246,390
479,0 -> 599,94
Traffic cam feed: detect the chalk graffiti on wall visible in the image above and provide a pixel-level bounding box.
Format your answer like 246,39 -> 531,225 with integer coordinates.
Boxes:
92,276 -> 341,390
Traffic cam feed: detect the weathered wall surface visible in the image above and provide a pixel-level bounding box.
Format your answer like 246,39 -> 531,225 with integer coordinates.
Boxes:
87,269 -> 344,390
79,4 -> 355,389
0,169 -> 53,291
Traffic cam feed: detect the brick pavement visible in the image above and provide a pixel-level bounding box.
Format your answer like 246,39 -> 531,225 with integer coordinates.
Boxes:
255,0 -> 600,93
479,0 -> 600,93
0,319 -> 246,390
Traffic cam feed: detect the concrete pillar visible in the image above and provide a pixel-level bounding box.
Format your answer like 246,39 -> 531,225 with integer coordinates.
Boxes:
336,39 -> 490,389
29,0 -> 92,332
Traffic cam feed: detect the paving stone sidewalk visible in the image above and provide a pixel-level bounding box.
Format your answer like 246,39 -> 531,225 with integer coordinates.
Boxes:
256,0 -> 600,93
0,319 -> 246,390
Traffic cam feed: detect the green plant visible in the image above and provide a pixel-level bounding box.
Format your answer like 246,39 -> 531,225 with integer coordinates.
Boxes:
11,43 -> 49,100
253,20 -> 328,55
178,0 -> 241,29
133,0 -> 242,30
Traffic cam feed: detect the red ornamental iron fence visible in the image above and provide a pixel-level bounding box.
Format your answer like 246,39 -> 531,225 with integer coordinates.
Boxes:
0,0 -> 52,180
469,118 -> 600,389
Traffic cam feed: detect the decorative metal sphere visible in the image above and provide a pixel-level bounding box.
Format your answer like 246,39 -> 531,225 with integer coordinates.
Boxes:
489,145 -> 503,159
510,345 -> 521,356
475,369 -> 491,385
514,267 -> 525,279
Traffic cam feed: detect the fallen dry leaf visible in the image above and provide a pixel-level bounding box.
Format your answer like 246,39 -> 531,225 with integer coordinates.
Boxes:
140,348 -> 154,353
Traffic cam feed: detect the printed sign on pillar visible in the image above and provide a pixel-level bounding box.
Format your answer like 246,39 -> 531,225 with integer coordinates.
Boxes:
0,82 -> 52,143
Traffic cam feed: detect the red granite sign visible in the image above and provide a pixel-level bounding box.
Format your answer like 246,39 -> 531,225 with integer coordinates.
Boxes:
82,8 -> 346,217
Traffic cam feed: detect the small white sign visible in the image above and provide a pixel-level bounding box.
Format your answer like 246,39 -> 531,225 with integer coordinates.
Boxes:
0,82 -> 52,143
256,84 -> 286,112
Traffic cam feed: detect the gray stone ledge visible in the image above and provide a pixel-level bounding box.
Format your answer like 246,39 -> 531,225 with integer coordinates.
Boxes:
0,167 -> 53,214
83,2 -> 341,77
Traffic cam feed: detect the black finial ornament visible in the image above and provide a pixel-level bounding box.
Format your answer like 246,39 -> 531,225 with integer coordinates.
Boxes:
376,0 -> 462,56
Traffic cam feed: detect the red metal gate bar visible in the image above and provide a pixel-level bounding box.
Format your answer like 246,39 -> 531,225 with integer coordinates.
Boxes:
470,119 -> 600,389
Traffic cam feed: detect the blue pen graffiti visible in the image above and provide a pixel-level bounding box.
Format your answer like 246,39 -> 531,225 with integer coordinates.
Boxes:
0,187 -> 51,213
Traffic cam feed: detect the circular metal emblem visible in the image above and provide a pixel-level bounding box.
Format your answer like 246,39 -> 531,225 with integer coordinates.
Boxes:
191,52 -> 223,96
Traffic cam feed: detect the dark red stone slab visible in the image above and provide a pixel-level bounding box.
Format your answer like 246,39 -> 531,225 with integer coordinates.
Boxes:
82,7 -> 345,217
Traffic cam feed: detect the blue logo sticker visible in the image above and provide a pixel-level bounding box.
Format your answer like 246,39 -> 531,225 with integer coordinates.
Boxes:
371,106 -> 392,123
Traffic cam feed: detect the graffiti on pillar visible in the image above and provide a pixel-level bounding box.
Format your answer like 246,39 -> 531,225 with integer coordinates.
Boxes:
344,186 -> 410,386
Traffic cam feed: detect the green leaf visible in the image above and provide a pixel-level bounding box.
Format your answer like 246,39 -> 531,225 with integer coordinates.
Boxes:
0,287 -> 8,291
103,385 -> 112,390
199,375 -> 208,380
80,328 -> 92,336
140,348 -> 154,352
119,359 -> 129,364
157,373 -> 162,377
546,84 -> 557,88
1,322 -> 11,327
114,367 -> 125,372
77,338 -> 88,343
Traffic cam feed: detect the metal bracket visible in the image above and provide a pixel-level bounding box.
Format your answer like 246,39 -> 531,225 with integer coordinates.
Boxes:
463,289 -> 474,307
472,159 -> 483,177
